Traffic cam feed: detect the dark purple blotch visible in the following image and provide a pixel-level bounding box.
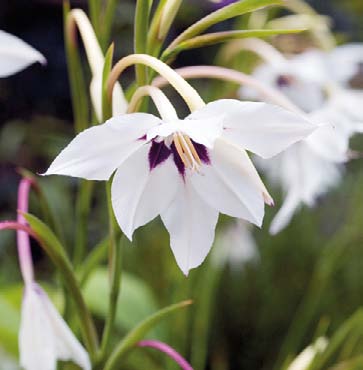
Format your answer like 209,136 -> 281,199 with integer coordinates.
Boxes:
170,142 -> 185,177
192,140 -> 210,165
148,141 -> 171,170
276,74 -> 294,88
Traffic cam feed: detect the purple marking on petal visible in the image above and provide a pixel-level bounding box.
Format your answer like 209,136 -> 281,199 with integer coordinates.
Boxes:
171,142 -> 185,177
192,140 -> 210,165
276,74 -> 294,88
149,141 -> 171,170
138,134 -> 147,141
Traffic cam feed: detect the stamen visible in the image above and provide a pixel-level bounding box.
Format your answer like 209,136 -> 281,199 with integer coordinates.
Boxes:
178,134 -> 200,171
173,134 -> 192,169
183,135 -> 202,166
172,133 -> 202,172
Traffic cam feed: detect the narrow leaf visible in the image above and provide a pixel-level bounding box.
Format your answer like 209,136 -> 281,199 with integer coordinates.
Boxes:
165,0 -> 282,52
104,300 -> 192,370
162,28 -> 305,60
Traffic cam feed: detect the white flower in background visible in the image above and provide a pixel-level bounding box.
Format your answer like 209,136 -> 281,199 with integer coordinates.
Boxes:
287,337 -> 328,370
0,30 -> 45,77
239,42 -> 363,234
15,178 -> 91,370
327,43 -> 363,87
212,220 -> 259,270
45,97 -> 316,274
20,283 -> 91,370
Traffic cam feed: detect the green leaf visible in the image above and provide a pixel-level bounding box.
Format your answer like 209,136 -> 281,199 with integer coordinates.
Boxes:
134,0 -> 152,87
164,0 -> 282,53
162,28 -> 304,60
0,294 -> 20,356
102,43 -> 115,121
83,268 -> 159,333
104,299 -> 192,370
309,309 -> 363,370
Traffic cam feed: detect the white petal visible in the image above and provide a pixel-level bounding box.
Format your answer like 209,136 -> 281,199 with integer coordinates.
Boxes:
44,113 -> 161,180
189,99 -> 316,158
264,142 -> 343,234
41,289 -> 91,370
305,109 -> 350,162
212,220 -> 259,269
161,180 -> 219,275
269,189 -> 301,235
20,283 -> 90,370
147,116 -> 224,148
0,30 -> 45,77
181,116 -> 224,148
289,49 -> 329,84
328,43 -> 363,85
111,144 -> 179,239
287,337 -> 328,370
190,138 -> 269,227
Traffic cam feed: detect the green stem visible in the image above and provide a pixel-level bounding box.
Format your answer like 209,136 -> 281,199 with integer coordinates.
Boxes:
98,183 -> 123,362
78,237 -> 109,286
134,0 -> 151,87
191,260 -> 223,370
74,180 -> 93,265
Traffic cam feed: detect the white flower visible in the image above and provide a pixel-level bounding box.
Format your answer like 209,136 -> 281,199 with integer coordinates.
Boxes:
327,43 -> 363,87
20,283 -> 91,370
287,337 -> 328,370
0,30 -> 45,77
212,220 -> 259,270
45,98 -> 316,274
239,46 -> 363,233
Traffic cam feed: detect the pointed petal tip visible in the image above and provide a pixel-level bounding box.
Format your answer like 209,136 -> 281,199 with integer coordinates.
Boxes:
263,192 -> 274,207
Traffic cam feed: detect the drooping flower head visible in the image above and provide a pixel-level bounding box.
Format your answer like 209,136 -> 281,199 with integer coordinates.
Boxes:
45,54 -> 317,274
5,178 -> 91,370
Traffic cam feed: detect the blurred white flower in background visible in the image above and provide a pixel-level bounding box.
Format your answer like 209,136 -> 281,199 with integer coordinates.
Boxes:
0,30 -> 45,77
212,220 -> 259,270
287,337 -> 328,370
240,41 -> 363,233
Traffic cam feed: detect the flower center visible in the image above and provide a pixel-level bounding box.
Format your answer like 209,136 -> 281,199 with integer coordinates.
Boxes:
172,133 -> 202,172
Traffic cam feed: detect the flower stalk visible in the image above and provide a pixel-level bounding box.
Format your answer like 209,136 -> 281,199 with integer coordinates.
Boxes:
107,53 -> 205,112
127,85 -> 178,121
138,340 -> 193,370
152,65 -> 302,113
